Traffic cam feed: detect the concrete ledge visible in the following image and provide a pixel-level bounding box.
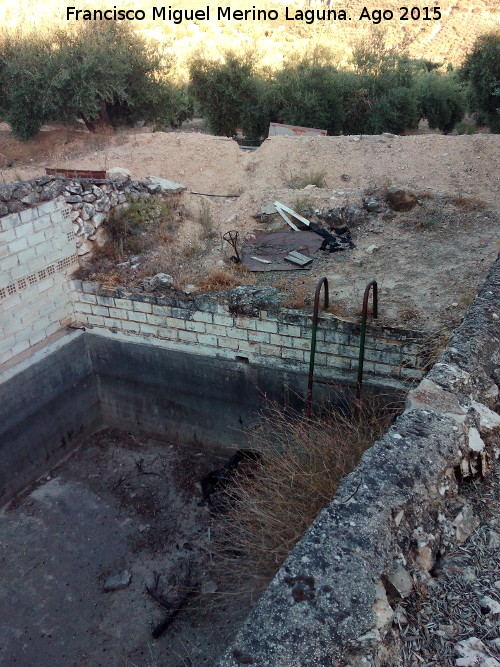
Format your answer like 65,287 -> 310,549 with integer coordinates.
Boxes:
217,255 -> 500,667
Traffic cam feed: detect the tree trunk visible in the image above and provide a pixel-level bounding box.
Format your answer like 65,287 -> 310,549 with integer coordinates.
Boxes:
81,99 -> 112,133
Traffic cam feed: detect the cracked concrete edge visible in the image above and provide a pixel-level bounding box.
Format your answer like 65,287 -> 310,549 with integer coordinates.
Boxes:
217,254 -> 500,667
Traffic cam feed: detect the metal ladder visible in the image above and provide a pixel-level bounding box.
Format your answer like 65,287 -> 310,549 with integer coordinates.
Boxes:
306,278 -> 378,407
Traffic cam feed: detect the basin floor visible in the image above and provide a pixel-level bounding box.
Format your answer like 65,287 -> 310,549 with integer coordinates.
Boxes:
0,429 -> 249,667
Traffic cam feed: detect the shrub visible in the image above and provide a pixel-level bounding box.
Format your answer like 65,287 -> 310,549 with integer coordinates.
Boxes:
240,74 -> 276,140
103,195 -> 172,259
209,394 -> 398,595
460,31 -> 500,133
0,22 -> 190,140
416,71 -> 466,133
0,31 -> 60,140
272,58 -> 347,134
189,52 -> 258,136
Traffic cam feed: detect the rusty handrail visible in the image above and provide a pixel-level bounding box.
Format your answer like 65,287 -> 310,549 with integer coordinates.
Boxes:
306,277 -> 329,404
356,280 -> 378,404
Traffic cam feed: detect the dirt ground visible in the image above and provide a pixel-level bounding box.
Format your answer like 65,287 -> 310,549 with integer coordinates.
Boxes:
0,429 -> 252,667
2,125 -> 499,331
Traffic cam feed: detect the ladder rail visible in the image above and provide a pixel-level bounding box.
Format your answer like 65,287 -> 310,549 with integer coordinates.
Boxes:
306,277 -> 329,404
356,280 -> 378,404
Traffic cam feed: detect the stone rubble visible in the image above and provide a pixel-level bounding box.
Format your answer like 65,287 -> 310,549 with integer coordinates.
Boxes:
0,173 -> 185,257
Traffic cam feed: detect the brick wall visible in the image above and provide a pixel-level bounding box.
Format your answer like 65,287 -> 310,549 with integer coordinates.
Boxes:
0,199 -> 78,363
72,281 -> 428,387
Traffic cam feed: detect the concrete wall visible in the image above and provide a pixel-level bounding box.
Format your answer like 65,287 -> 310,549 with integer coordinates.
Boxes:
0,333 -> 100,506
72,281 -> 427,391
88,331 -> 386,452
218,255 -> 500,667
0,199 -> 78,364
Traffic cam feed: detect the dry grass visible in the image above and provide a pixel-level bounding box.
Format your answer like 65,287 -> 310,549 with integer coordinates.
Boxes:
194,267 -> 241,292
450,192 -> 487,212
208,394 -> 398,600
289,169 -> 327,190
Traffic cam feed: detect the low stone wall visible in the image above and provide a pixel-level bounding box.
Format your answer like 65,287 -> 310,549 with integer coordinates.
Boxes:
0,175 -> 183,256
71,281 -> 429,390
218,255 -> 500,667
0,199 -> 77,364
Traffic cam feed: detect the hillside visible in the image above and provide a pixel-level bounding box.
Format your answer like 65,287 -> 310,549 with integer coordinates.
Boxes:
0,0 -> 498,75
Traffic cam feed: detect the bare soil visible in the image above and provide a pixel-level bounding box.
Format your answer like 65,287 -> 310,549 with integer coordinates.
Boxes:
0,429 -> 250,667
2,126 -> 499,331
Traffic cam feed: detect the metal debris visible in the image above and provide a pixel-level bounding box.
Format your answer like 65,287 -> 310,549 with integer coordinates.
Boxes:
241,231 -> 323,272
284,250 -> 313,267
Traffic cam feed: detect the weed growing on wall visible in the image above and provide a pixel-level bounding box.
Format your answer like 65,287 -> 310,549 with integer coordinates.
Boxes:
208,394 -> 398,599
103,195 -> 173,259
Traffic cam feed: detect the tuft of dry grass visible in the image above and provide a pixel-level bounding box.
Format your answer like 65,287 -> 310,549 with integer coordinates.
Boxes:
288,169 -> 327,190
208,394 -> 398,599
450,192 -> 486,212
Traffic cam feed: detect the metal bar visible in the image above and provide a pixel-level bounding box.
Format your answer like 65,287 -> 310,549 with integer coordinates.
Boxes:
306,277 -> 329,405
356,280 -> 378,406
191,192 -> 240,198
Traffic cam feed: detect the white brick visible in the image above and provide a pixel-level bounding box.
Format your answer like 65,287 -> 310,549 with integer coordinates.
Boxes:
248,330 -> 270,344
0,292 -> 22,310
10,339 -> 30,358
37,200 -> 58,216
50,210 -> 64,226
198,334 -> 217,347
0,212 -> 20,230
237,341 -> 258,355
112,297 -> 133,310
157,327 -> 178,340
133,301 -> 153,313
255,320 -> 278,334
192,311 -> 213,324
87,315 -> 105,327
15,221 -> 34,238
37,278 -> 55,293
1,253 -> 20,271
288,337 -> 312,351
213,314 -> 234,327
278,323 -> 302,337
96,295 -> 115,307
109,307 -> 126,319
166,316 -> 190,329
33,214 -> 53,231
103,318 -> 124,330
221,337 -> 239,350
123,321 -> 141,333
178,330 -> 197,343
27,230 -> 47,247
152,304 -> 171,316
79,293 -> 98,304
19,207 -> 36,224
14,327 -> 32,344
127,310 -> 148,323
281,348 -> 305,361
91,305 -> 110,317
227,327 -> 248,340
185,320 -> 206,333
0,228 -> 17,244
139,323 -> 159,336
258,344 -> 281,357
234,316 -> 256,330
206,323 -> 227,336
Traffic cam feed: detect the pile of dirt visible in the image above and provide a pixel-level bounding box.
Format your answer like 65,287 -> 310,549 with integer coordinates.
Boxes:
5,129 -> 500,330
